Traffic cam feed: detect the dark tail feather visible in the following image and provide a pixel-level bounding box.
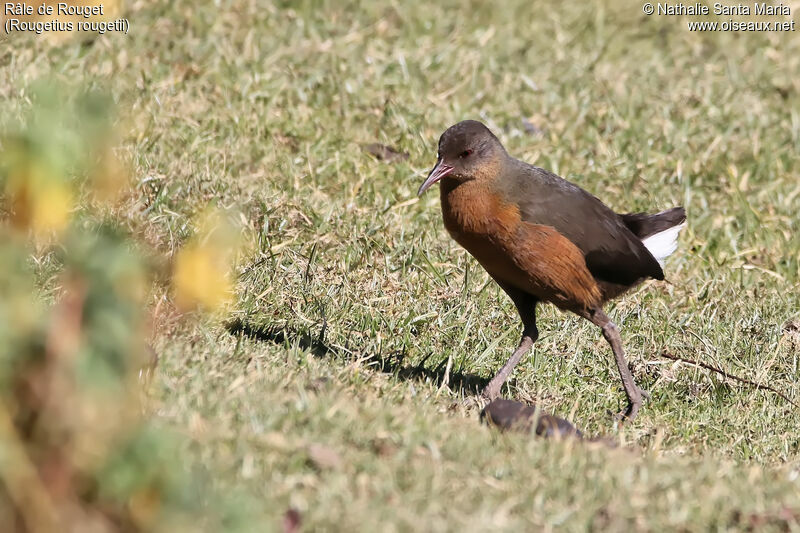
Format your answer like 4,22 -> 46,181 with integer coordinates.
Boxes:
620,207 -> 686,239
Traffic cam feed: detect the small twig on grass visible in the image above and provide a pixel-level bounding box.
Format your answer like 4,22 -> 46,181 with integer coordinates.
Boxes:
660,352 -> 798,408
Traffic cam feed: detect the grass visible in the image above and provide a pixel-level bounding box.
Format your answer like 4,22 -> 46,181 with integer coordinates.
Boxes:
3,0 -> 800,529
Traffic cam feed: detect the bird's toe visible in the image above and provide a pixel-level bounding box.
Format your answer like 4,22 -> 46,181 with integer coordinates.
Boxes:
617,400 -> 641,422
461,395 -> 488,411
480,384 -> 501,403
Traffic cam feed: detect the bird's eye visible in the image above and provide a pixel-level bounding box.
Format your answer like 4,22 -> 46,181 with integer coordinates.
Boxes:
459,149 -> 473,158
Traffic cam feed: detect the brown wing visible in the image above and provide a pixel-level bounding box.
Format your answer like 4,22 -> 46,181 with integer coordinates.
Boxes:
501,165 -> 664,286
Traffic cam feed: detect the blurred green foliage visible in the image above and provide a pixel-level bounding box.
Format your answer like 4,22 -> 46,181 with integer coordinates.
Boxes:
0,84 -> 251,532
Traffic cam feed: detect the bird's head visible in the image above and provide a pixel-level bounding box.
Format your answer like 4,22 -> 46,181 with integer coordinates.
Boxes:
417,120 -> 506,195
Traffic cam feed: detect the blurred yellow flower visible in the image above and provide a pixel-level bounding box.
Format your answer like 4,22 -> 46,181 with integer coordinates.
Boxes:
172,209 -> 241,313
89,146 -> 129,205
172,246 -> 234,312
4,161 -> 74,237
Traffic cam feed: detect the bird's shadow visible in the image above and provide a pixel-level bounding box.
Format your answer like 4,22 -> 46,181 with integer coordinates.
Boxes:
225,319 -> 490,394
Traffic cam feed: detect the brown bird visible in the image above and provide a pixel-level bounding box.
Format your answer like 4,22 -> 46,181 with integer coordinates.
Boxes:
418,120 -> 686,420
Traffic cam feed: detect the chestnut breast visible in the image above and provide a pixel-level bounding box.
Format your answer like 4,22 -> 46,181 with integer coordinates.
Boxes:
439,179 -> 523,282
439,178 -> 602,311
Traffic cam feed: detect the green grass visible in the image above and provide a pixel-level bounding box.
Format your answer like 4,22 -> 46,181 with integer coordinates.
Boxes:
4,0 -> 800,529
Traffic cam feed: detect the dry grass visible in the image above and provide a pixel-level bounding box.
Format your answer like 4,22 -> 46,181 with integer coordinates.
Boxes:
3,0 -> 800,529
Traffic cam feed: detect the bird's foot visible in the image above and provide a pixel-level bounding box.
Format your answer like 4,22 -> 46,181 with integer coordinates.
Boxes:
613,387 -> 649,422
614,402 -> 640,422
480,382 -> 502,403
456,385 -> 501,412
460,395 -> 489,411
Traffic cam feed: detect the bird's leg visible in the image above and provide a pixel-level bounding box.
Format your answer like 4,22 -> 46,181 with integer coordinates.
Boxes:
481,285 -> 538,401
481,332 -> 536,401
584,308 -> 647,421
